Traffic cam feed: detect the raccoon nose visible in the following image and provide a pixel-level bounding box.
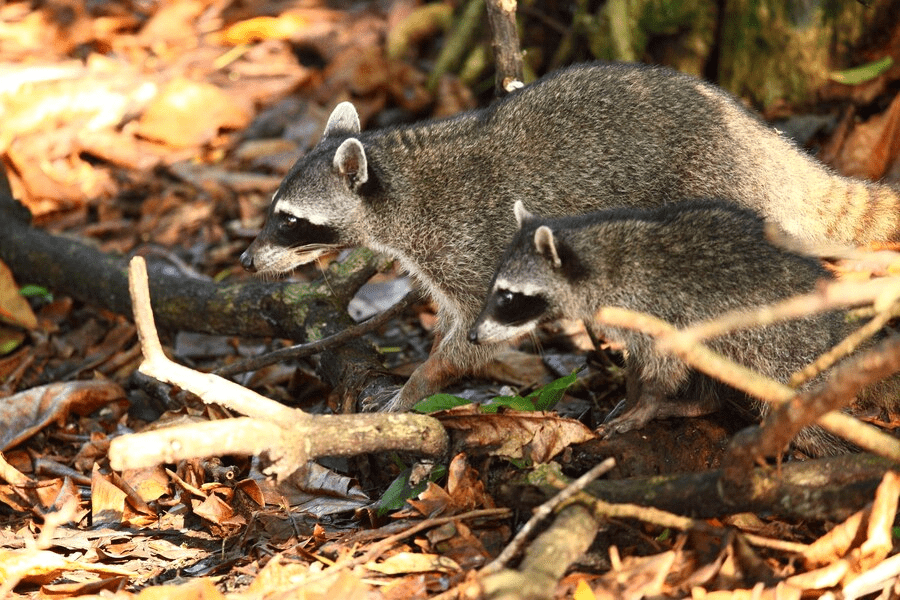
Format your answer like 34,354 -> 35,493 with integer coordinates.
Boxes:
467,329 -> 479,344
240,250 -> 256,272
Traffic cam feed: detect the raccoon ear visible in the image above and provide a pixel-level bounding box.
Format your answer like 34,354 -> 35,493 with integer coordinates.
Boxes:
323,102 -> 361,138
534,225 -> 562,268
334,138 -> 368,189
513,200 -> 535,228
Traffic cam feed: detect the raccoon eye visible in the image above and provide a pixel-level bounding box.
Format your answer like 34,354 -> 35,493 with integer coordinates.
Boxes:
497,290 -> 515,308
279,214 -> 299,229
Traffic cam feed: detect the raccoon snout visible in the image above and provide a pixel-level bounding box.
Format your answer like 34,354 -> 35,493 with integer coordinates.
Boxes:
240,249 -> 257,272
467,328 -> 481,345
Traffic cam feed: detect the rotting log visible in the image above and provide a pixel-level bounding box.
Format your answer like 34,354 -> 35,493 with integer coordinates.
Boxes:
521,452 -> 896,521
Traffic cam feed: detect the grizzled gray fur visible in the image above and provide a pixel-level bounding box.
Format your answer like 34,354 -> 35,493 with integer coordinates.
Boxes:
241,62 -> 900,413
470,200 -> 896,456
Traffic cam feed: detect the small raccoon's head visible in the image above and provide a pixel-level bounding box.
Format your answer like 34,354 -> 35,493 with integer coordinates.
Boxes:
241,102 -> 371,275
469,201 -> 582,345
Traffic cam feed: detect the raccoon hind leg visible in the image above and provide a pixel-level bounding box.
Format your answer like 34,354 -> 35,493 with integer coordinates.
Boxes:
598,358 -> 721,437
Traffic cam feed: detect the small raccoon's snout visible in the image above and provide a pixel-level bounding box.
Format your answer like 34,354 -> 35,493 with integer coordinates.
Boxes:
467,328 -> 480,345
240,249 -> 256,272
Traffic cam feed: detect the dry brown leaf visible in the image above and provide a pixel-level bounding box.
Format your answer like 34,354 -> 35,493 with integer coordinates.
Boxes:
690,583 -> 803,599
136,0 -> 206,52
365,551 -> 460,575
439,406 -> 595,463
136,577 -> 226,600
40,575 -> 130,597
6,137 -> 116,214
831,93 -> 900,180
0,380 -> 126,451
446,453 -> 493,511
0,548 -> 133,586
246,554 -> 372,598
0,260 -> 37,330
217,13 -> 310,45
235,478 -> 265,506
136,78 -> 252,148
91,464 -> 128,527
481,348 -> 549,387
406,481 -> 454,518
193,491 -> 245,527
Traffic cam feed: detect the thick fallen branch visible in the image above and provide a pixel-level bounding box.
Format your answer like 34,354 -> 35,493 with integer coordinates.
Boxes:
480,503 -> 599,600
108,257 -> 448,480
561,453 -> 893,521
0,178 -> 379,341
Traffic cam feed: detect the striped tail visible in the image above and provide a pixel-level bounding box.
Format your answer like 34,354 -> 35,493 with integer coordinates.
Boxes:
809,177 -> 900,245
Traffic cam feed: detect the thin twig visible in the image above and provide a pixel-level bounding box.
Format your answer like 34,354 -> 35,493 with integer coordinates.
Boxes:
788,301 -> 900,388
670,277 -> 900,347
215,291 -> 419,377
481,457 -> 616,575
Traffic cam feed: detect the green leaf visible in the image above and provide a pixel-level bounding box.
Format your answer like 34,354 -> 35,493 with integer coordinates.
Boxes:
830,56 -> 894,86
526,371 -> 579,411
18,285 -> 52,301
413,393 -> 472,413
0,335 -> 25,356
376,464 -> 447,515
480,395 -> 537,413
414,371 -> 580,414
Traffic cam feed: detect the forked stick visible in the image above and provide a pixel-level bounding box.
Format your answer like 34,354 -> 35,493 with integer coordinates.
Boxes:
108,257 -> 448,480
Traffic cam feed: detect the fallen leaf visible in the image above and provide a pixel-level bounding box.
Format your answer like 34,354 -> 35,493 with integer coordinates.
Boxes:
439,405 -> 595,463
217,13 -> 310,45
365,551 -> 460,575
0,260 -> 37,330
0,548 -> 133,585
137,78 -> 252,148
831,92 -> 900,180
0,380 -> 126,451
92,464 -> 128,527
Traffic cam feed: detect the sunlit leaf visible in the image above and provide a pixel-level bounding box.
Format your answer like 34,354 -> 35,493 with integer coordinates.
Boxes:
830,56 -> 894,85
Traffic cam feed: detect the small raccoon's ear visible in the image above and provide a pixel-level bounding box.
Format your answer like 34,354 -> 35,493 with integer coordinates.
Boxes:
513,200 -> 534,228
534,225 -> 562,268
334,139 -> 369,189
323,102 -> 361,138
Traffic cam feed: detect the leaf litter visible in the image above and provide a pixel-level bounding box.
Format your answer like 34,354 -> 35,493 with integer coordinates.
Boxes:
0,0 -> 899,598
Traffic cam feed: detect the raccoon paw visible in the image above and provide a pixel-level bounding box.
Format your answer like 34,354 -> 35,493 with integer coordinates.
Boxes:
596,399 -> 652,439
360,385 -> 407,413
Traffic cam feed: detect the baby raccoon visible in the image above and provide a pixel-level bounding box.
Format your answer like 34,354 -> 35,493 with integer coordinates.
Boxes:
470,200 -> 893,456
241,62 -> 900,413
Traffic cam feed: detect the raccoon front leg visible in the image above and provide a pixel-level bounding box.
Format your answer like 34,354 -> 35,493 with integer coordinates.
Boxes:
598,355 -> 720,437
362,349 -> 465,412
361,330 -> 498,412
